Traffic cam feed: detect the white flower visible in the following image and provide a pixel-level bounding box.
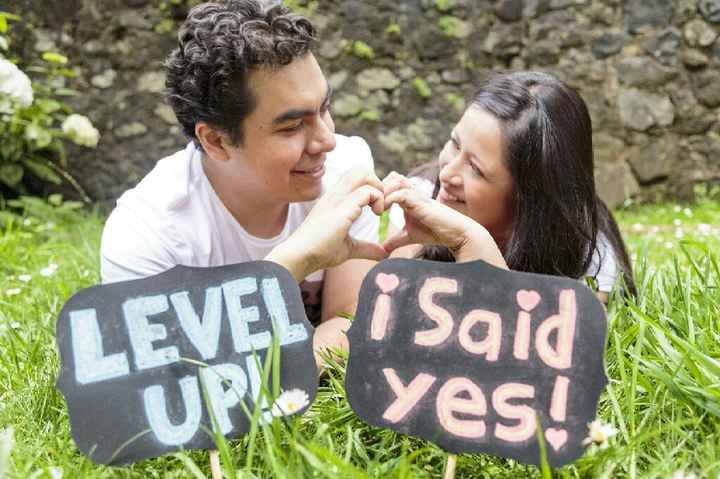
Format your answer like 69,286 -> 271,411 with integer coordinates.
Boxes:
40,263 -> 58,277
61,114 -> 100,148
698,223 -> 711,235
673,205 -> 682,213
271,389 -> 310,417
631,223 -> 645,232
673,219 -> 683,226
5,288 -> 21,296
582,420 -> 617,449
675,228 -> 684,239
0,57 -> 33,107
18,274 -> 31,283
683,208 -> 693,217
669,471 -> 697,479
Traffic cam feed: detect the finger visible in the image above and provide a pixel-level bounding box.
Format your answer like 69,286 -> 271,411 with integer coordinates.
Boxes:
347,184 -> 384,217
384,188 -> 425,213
335,167 -> 384,198
348,237 -> 389,262
382,171 -> 413,197
382,229 -> 415,253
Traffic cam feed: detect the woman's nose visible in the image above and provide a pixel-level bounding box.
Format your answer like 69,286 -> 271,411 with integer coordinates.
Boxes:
439,156 -> 463,187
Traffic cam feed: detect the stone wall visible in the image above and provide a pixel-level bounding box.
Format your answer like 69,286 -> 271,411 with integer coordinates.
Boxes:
8,0 -> 720,206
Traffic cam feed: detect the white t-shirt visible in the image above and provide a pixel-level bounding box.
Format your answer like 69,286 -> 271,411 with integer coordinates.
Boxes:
101,134 -> 379,317
388,177 -> 620,293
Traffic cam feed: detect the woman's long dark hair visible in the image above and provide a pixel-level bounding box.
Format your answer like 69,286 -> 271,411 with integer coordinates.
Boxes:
419,71 -> 636,296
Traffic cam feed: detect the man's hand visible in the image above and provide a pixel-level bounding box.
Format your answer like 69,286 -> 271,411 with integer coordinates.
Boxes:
267,168 -> 388,281
382,172 -> 508,268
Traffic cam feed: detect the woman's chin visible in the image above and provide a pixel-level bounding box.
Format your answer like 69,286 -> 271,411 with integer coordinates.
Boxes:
438,196 -> 468,215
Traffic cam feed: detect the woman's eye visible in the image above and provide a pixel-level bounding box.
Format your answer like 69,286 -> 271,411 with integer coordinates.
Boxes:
469,161 -> 483,177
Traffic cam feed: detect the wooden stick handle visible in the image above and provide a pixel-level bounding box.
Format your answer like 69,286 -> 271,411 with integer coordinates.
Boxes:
444,454 -> 457,479
210,449 -> 222,479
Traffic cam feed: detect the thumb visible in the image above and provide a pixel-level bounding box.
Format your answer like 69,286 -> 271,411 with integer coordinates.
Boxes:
348,237 -> 389,262
382,229 -> 414,254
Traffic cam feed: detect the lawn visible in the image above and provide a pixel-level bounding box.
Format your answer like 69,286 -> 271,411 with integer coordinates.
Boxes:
0,195 -> 718,478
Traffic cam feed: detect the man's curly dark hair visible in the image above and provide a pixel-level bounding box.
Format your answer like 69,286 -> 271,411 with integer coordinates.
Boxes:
165,0 -> 316,146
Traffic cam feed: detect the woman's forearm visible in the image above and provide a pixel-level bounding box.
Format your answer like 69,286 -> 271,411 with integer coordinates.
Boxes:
453,224 -> 509,270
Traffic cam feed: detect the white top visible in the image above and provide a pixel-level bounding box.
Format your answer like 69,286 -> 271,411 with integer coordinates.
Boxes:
389,177 -> 620,292
100,134 -> 379,312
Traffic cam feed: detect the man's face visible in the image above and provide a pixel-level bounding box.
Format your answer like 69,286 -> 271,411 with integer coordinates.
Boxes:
225,53 -> 336,204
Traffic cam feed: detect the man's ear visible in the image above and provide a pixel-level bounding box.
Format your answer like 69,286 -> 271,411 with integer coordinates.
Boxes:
195,122 -> 231,162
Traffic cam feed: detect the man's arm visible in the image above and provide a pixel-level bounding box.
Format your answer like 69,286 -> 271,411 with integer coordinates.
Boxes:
320,258 -> 376,322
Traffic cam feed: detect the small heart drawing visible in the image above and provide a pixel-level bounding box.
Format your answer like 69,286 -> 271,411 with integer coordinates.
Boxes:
545,428 -> 568,452
375,273 -> 400,294
516,289 -> 541,312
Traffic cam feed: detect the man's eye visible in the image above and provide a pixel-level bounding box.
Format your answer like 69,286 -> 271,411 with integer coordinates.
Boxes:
320,101 -> 331,113
449,137 -> 459,150
282,122 -> 303,132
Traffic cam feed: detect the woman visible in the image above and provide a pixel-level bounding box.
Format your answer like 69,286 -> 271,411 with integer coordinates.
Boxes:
383,71 -> 636,302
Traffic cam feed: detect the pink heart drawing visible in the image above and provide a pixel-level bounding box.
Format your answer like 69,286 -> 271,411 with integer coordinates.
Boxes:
516,289 -> 541,312
375,273 -> 400,294
545,428 -> 568,452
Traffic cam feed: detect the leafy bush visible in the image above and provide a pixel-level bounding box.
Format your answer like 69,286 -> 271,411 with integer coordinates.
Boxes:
0,11 -> 98,201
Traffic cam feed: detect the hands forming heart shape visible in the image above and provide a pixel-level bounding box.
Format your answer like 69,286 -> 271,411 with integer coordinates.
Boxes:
268,168 -> 507,282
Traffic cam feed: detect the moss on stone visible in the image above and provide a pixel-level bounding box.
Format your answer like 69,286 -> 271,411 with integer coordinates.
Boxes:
433,0 -> 455,13
359,109 -> 381,122
348,41 -> 375,60
412,78 -> 432,99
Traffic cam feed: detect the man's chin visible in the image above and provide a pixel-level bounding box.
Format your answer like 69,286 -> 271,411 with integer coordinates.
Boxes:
290,184 -> 324,203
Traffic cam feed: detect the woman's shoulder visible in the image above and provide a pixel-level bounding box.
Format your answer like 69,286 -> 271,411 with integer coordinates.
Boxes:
584,233 -> 619,293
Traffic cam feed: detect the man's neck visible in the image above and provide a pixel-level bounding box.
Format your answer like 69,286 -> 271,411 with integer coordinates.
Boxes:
202,159 -> 289,239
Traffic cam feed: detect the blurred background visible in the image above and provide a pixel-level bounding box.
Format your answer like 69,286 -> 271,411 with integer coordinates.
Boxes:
2,0 -> 720,208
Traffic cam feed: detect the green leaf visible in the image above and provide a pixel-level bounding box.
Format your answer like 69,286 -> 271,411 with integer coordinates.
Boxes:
24,159 -> 62,184
41,52 -> 69,65
0,163 -> 24,187
47,193 -> 63,206
0,15 -> 7,34
24,123 -> 53,149
35,98 -> 62,114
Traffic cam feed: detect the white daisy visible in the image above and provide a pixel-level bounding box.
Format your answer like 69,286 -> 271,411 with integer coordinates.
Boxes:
669,471 -> 697,479
5,288 -> 21,296
40,263 -> 58,277
271,389 -> 310,417
582,420 -> 617,449
18,274 -> 31,282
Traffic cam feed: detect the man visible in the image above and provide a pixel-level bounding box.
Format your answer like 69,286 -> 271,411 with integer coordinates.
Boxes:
100,0 -> 386,362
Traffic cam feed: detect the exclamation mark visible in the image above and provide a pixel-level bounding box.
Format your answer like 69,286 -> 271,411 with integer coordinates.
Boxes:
370,273 -> 400,340
545,375 -> 569,452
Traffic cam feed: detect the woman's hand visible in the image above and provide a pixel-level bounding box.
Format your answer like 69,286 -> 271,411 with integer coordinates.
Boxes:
382,172 -> 508,269
267,168 -> 388,281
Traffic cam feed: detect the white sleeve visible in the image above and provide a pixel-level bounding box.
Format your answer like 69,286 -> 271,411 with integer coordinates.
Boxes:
585,234 -> 620,293
100,205 -> 181,284
343,136 -> 380,243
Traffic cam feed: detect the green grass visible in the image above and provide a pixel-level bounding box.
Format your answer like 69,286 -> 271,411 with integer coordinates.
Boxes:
1,197 -> 719,478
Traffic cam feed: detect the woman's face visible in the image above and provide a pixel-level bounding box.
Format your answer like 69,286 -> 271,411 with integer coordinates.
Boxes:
437,106 -> 515,244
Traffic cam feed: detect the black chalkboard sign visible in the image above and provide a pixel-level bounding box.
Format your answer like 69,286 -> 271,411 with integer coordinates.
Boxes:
346,258 -> 607,467
56,261 -> 317,465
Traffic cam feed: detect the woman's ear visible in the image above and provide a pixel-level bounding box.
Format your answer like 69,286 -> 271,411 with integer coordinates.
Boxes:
195,122 -> 230,162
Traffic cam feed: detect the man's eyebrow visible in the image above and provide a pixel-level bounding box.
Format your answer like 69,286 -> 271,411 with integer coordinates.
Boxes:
272,83 -> 332,125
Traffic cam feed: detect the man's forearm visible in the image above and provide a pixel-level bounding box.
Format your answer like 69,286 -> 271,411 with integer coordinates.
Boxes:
265,242 -> 313,282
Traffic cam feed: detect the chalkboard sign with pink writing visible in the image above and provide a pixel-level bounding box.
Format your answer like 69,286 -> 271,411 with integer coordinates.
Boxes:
346,258 -> 607,467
